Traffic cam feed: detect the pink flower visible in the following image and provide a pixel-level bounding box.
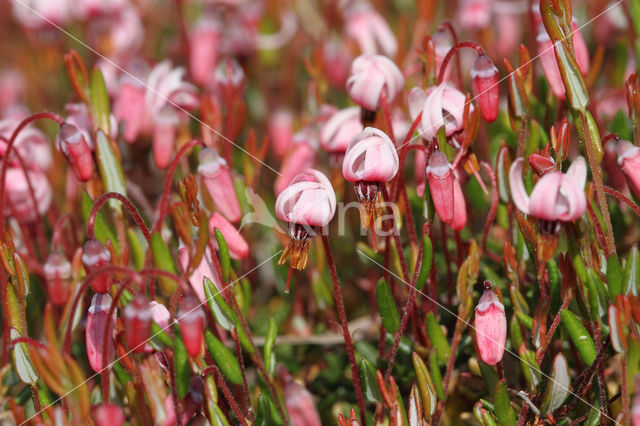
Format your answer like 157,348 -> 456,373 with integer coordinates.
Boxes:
633,382 -> 640,426
509,156 -> 587,222
178,296 -> 205,357
124,294 -> 152,353
409,83 -> 469,142
82,239 -> 112,293
427,150 -> 467,231
0,70 -> 25,112
474,282 -> 507,365
283,379 -> 322,426
346,54 -> 404,112
4,168 -> 52,223
209,212 -> 249,260
616,140 -> 640,199
276,169 -> 336,229
92,403 -> 125,426
603,140 -> 628,191
65,102 -> 118,149
43,252 -> 72,306
320,107 -> 364,154
342,127 -> 398,183
152,108 -> 179,170
10,0 -> 72,29
471,55 -> 499,122
178,243 -> 222,304
458,0 -> 492,31
86,293 -> 116,373
58,123 -> 94,182
344,3 -> 397,57
268,109 -> 294,158
493,8 -> 522,58
0,115 -> 52,172
145,61 -> 199,117
322,36 -> 352,88
113,77 -> 148,143
275,128 -> 317,195
75,0 -> 128,19
198,148 -> 242,223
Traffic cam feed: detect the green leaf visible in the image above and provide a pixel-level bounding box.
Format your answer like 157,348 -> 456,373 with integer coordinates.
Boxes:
509,315 -> 524,354
360,358 -> 381,403
515,311 -> 533,330
607,254 -> 623,299
415,235 -> 433,290
254,394 -> 271,426
95,130 -> 127,211
412,352 -> 437,419
204,331 -> 243,385
211,404 -> 232,426
81,192 -> 119,252
541,353 -> 570,414
377,279 -> 400,333
149,321 -> 173,350
126,229 -> 146,270
623,246 -> 639,296
494,380 -> 516,426
547,260 -> 561,312
213,228 -> 231,282
561,310 -> 596,366
112,361 -> 133,389
554,41 -> 589,111
520,348 -> 542,392
150,231 -> 178,295
429,351 -> 445,400
425,313 -> 450,363
264,317 -> 277,377
89,67 -> 111,135
204,277 -> 235,330
10,329 -> 38,384
173,324 -> 191,399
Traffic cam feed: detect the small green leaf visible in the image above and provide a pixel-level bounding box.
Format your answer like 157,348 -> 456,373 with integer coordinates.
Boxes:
547,260 -> 561,312
211,404 -> 232,426
254,394 -> 271,426
204,278 -> 235,330
149,321 -> 173,350
515,311 -> 533,330
520,348 -> 542,392
126,229 -> 147,270
95,131 -> 126,209
425,313 -> 450,363
264,317 -> 277,377
90,67 -> 111,135
412,352 -> 437,419
429,351 -> 445,400
623,246 -> 639,296
561,310 -> 596,366
377,279 -> 400,334
494,380 -> 516,426
554,41 -> 589,111
204,331 -> 243,385
607,254 -> 623,299
173,324 -> 191,399
150,232 -> 178,295
10,329 -> 38,384
541,353 -> 570,414
360,358 -> 381,403
214,228 -> 231,282
415,235 -> 433,290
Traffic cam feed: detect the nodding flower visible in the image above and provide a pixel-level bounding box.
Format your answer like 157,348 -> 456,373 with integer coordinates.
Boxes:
178,296 -> 206,357
509,156 -> 587,232
426,150 -> 468,231
43,252 -> 72,306
123,294 -> 152,354
408,83 -> 469,144
268,109 -> 294,158
342,127 -> 398,229
58,123 -> 94,182
274,127 -> 318,196
86,293 -> 116,373
432,29 -> 453,82
320,107 -> 364,157
4,167 -> 52,224
474,281 -> 507,366
82,239 -> 112,293
275,169 -> 336,273
198,148 -> 242,223
346,54 -> 404,124
344,3 -> 397,58
616,140 -> 640,199
470,54 -> 499,122
322,36 -> 353,88
189,15 -> 220,86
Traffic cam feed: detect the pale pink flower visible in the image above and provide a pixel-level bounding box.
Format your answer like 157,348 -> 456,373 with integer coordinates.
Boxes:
409,83 -> 469,142
493,8 -> 522,58
150,301 -> 170,332
346,54 -> 404,111
275,169 -> 336,228
178,243 -> 222,304
114,71 -> 149,142
275,128 -> 317,195
198,148 -> 242,223
209,212 -> 249,260
320,107 -> 364,154
86,293 -> 116,373
65,102 -> 118,149
75,0 -> 128,19
4,168 -> 52,223
458,0 -> 492,31
322,36 -> 353,88
344,3 -> 397,57
0,115 -> 52,172
145,61 -> 200,117
11,0 -> 72,29
214,58 -> 245,93
268,109 -> 294,158
189,16 -> 220,86
106,7 -> 145,60
342,127 -> 398,183
427,150 -> 467,230
474,283 -> 507,365
616,140 -> 640,199
0,70 -> 25,112
509,156 -> 587,222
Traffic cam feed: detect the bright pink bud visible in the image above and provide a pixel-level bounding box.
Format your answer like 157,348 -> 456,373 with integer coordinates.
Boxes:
152,108 -> 178,170
471,55 -> 499,122
274,130 -> 317,195
617,140 -> 640,199
43,252 -> 72,306
427,151 -> 467,230
82,239 -> 112,293
114,80 -> 147,143
528,153 -> 555,176
346,54 -> 404,111
198,148 -> 242,223
209,212 -> 249,260
178,296 -> 205,357
178,243 -> 221,304
474,282 -> 507,365
275,169 -> 337,228
344,3 -> 397,57
342,127 -> 399,183
92,403 -> 125,426
189,16 -> 220,86
4,168 -> 52,223
409,84 -> 468,142
320,107 -> 364,155
458,0 -> 492,31
58,123 -> 94,182
322,37 -> 352,88
509,156 -> 587,222
86,293 -> 116,373
268,109 -> 294,158
124,294 -> 152,353
283,379 -> 322,426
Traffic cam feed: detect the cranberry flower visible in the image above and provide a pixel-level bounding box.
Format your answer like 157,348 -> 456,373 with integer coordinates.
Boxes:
616,140 -> 640,199
320,107 -> 364,156
426,150 -> 467,231
344,3 -> 397,58
274,127 -> 318,195
474,281 -> 507,366
509,156 -> 587,224
198,148 -> 242,223
409,83 -> 469,143
342,127 -> 398,229
275,169 -> 336,272
4,168 -> 52,224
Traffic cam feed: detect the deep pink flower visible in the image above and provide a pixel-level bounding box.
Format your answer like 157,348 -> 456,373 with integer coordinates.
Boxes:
209,212 -> 249,260
198,148 -> 242,223
178,296 -> 205,357
58,123 -> 94,182
82,239 -> 112,293
427,150 -> 467,231
124,294 -> 152,353
275,128 -> 317,195
92,403 -> 125,426
276,169 -> 336,229
4,168 -> 52,223
603,140 -> 628,191
342,127 -> 399,183
471,55 -> 499,122
474,282 -> 507,365
113,77 -> 148,143
86,293 -> 116,373
43,252 -> 72,306
268,109 -> 294,158
616,140 -> 640,199
320,107 -> 364,155
509,156 -> 587,222
409,83 -> 469,143
346,54 -> 404,112
189,16 -> 220,86
344,3 -> 397,57
458,0 -> 492,31
178,243 -> 222,304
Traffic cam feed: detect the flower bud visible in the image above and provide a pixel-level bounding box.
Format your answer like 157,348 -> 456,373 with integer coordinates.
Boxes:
92,403 -> 125,426
82,239 -> 112,293
617,140 -> 640,199
152,108 -> 179,170
124,294 -> 152,353
86,293 -> 116,373
209,212 -> 249,260
471,55 -> 499,122
198,148 -> 242,223
427,151 -> 467,230
528,152 -> 555,176
474,282 -> 507,365
178,296 -> 205,357
58,123 -> 94,182
43,252 -> 72,306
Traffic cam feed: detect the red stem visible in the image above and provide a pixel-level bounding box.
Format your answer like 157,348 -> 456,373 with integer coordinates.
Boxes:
480,161 -> 501,262
208,366 -> 249,426
322,235 -> 367,426
438,22 -> 464,86
88,192 -> 150,243
9,337 -> 47,350
437,41 -> 485,84
604,186 -> 640,218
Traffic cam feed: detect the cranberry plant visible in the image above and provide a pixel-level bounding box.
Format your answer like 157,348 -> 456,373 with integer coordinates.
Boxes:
1,0 -> 640,425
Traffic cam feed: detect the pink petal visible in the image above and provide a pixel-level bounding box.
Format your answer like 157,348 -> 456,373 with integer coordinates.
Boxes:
529,172 -> 563,220
508,158 -> 531,215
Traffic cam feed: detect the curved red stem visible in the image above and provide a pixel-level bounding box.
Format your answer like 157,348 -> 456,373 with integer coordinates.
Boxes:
604,186 -> 640,218
88,192 -> 150,243
480,161 -> 501,263
437,41 -> 485,84
10,336 -> 47,350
